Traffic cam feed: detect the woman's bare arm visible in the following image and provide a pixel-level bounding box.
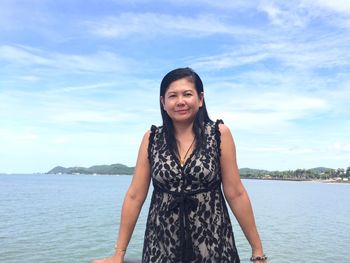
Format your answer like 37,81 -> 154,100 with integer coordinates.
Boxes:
114,130 -> 152,253
92,131 -> 152,263
219,124 -> 264,258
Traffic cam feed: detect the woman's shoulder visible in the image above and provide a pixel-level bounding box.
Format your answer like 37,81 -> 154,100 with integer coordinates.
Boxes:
147,125 -> 164,145
140,125 -> 163,142
149,124 -> 164,134
206,119 -> 229,132
208,119 -> 232,139
217,121 -> 230,135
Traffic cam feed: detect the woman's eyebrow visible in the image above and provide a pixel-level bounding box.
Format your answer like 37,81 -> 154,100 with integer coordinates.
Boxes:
166,89 -> 193,94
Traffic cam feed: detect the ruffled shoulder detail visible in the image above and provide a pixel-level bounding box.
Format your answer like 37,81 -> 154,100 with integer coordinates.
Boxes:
148,125 -> 158,162
214,119 -> 224,158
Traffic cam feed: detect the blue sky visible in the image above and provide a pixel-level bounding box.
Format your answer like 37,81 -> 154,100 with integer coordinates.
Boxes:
1,0 -> 349,173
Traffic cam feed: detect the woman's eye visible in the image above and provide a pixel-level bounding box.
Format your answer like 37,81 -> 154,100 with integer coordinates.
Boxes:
184,93 -> 192,97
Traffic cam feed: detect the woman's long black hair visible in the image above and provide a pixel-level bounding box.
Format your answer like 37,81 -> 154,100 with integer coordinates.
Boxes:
159,67 -> 212,157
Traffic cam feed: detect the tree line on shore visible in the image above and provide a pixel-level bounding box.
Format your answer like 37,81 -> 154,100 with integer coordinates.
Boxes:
47,164 -> 350,180
240,167 -> 350,180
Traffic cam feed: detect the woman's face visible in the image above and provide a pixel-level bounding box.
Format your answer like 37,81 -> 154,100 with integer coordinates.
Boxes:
161,77 -> 203,124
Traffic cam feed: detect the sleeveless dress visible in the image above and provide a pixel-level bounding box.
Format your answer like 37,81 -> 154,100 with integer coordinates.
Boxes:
142,120 -> 240,263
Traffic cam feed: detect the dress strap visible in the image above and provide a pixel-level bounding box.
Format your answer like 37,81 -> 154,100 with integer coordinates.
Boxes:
214,119 -> 224,158
147,125 -> 157,163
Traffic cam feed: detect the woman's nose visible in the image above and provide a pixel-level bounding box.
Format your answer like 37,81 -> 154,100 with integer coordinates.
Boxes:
176,96 -> 185,105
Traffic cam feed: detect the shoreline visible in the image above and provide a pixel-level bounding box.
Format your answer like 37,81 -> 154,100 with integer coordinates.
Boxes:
2,173 -> 349,184
242,177 -> 350,184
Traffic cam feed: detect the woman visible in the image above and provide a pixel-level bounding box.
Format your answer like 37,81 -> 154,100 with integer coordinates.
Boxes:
92,68 -> 266,263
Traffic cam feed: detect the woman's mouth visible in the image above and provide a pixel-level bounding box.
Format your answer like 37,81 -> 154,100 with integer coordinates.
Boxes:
175,109 -> 188,114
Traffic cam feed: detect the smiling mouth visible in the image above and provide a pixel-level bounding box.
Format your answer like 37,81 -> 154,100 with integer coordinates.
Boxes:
175,109 -> 188,113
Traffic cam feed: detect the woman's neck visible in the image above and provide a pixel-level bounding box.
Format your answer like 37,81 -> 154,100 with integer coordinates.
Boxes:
173,121 -> 194,140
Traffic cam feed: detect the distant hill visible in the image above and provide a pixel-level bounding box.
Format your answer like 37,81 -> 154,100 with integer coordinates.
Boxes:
240,167 -> 335,175
237,166 -> 347,180
47,164 -> 342,179
308,167 -> 333,173
47,163 -> 134,175
239,168 -> 270,175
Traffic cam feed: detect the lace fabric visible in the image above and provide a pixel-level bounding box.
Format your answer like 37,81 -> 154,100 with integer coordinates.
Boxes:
142,120 -> 240,263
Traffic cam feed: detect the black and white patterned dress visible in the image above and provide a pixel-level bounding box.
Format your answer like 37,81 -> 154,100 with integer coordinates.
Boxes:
142,120 -> 240,263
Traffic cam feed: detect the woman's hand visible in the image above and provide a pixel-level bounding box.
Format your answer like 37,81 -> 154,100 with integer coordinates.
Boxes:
91,253 -> 124,263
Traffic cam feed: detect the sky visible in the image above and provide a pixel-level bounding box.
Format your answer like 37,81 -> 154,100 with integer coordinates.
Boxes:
0,0 -> 349,173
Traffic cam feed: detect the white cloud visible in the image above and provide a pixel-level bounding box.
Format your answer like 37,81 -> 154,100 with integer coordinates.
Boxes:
191,50 -> 269,70
0,45 -> 131,73
191,32 -> 350,72
46,82 -> 116,93
259,1 -> 309,28
216,111 -> 291,131
0,45 -> 51,65
256,0 -> 350,33
84,13 -> 258,38
0,82 -> 158,137
345,144 -> 350,152
241,146 -> 315,154
209,90 -> 329,131
51,110 -> 133,124
16,133 -> 39,141
271,39 -> 350,69
170,0 -> 350,16
329,142 -> 350,153
238,92 -> 328,112
18,75 -> 41,82
112,0 -> 261,12
0,129 -> 39,142
305,0 -> 350,14
50,137 -> 70,144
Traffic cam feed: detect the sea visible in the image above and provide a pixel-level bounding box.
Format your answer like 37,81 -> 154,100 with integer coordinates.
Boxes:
1,174 -> 349,263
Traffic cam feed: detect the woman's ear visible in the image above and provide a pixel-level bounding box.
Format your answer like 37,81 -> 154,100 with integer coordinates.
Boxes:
160,96 -> 166,110
199,92 -> 204,107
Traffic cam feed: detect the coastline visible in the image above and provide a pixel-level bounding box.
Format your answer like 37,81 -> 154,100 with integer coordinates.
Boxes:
241,176 -> 350,184
2,173 -> 349,184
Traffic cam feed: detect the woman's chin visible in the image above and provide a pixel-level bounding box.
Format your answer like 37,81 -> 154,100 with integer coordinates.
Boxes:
171,115 -> 196,124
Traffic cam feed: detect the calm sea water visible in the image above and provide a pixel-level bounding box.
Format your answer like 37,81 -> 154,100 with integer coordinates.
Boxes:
1,174 -> 349,263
